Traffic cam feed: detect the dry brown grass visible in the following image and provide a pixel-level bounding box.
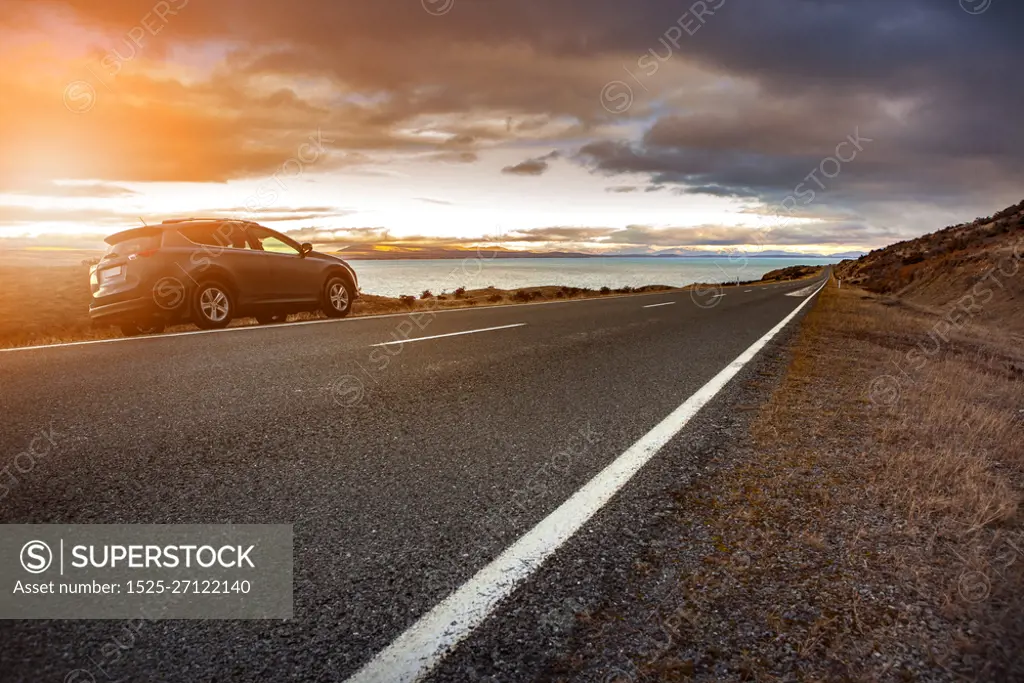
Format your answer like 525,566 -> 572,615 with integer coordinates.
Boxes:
0,265 -> 110,347
876,364 -> 1020,535
611,279 -> 1024,680
824,291 -> 1024,538
744,280 -> 1024,677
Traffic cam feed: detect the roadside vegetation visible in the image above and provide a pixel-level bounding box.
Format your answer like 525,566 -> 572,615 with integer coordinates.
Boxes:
760,264 -> 821,282
564,277 -> 1022,682
840,199 -> 1024,333
561,202 -> 1023,681
673,284 -> 1020,679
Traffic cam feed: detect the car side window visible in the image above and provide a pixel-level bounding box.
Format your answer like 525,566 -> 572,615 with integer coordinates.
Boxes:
248,227 -> 300,255
177,224 -> 219,246
179,222 -> 252,250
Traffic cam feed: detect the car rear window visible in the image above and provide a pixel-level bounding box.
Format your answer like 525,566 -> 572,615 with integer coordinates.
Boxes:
104,229 -> 161,257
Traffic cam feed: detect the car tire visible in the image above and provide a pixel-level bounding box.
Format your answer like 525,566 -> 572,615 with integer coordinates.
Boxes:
191,281 -> 234,329
322,275 -> 354,318
119,320 -> 166,336
255,313 -> 288,325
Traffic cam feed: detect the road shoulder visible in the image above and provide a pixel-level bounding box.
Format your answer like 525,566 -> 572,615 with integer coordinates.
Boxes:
430,283 -> 1024,682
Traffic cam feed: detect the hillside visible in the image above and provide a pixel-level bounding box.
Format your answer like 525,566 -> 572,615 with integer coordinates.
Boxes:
835,200 -> 1024,332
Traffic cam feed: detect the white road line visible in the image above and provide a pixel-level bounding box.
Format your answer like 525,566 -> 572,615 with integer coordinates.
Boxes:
744,289 -> 753,293
642,301 -> 676,309
370,323 -> 525,347
345,277 -> 828,683
711,293 -> 726,299
786,282 -> 821,297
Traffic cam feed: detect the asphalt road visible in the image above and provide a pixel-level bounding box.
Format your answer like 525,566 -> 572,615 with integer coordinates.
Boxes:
0,274 -> 826,682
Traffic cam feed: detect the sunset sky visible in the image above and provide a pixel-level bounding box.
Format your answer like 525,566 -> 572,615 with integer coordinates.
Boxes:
1,0 -> 1021,254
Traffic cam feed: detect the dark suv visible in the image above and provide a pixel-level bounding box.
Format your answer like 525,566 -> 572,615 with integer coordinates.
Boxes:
89,218 -> 359,335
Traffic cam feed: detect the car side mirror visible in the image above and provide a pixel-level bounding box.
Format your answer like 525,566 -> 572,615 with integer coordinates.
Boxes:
300,243 -> 313,257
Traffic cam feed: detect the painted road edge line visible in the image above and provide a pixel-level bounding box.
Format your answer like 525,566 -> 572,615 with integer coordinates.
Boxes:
642,302 -> 676,309
345,276 -> 829,683
786,282 -> 821,297
370,323 -> 526,347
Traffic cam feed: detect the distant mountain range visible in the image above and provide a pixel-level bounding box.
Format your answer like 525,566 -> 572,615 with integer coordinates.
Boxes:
332,244 -> 863,260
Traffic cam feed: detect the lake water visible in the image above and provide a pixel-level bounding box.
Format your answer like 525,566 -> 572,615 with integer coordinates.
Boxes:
349,256 -> 841,298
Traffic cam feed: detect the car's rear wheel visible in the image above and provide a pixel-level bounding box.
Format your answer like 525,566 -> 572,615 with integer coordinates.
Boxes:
322,276 -> 354,318
119,320 -> 166,337
192,281 -> 234,329
255,313 -> 288,325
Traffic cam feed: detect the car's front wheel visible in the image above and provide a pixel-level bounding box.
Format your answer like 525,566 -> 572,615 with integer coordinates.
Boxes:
192,281 -> 234,329
322,276 -> 354,318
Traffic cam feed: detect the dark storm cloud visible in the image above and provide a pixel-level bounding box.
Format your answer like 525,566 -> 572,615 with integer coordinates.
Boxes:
578,140 -> 819,200
576,0 -> 1024,220
4,0 -> 1022,246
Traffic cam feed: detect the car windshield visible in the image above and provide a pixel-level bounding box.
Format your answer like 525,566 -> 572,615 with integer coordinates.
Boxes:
249,227 -> 299,254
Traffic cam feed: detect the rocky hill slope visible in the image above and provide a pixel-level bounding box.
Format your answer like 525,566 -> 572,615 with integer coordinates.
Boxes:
836,200 -> 1024,332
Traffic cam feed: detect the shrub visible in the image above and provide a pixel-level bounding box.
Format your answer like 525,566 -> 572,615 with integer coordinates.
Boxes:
513,290 -> 532,302
556,291 -> 565,299
600,286 -> 611,295
488,293 -> 503,303
454,287 -> 466,298
437,295 -> 448,300
399,295 -> 416,307
420,290 -> 433,299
